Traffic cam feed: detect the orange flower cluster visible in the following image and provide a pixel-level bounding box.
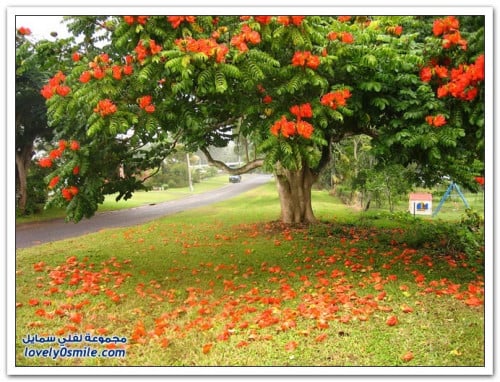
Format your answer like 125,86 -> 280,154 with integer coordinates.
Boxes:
291,51 -> 320,70
433,16 -> 466,50
138,95 -> 155,113
240,15 -> 304,26
432,16 -> 459,36
135,39 -> 162,63
79,53 -> 133,83
276,16 -> 305,26
38,139 -> 80,191
175,37 -> 229,63
442,31 -> 467,50
167,16 -> 196,29
123,16 -> 149,25
337,16 -> 352,22
421,54 -> 484,101
40,71 -> 71,100
17,26 -> 32,35
38,158 -> 53,168
254,16 -> 272,25
290,103 -> 313,119
270,116 -> 296,138
61,186 -> 79,201
425,114 -> 447,127
320,89 -> 352,110
419,64 -> 448,82
386,25 -> 403,36
271,103 -> 314,139
48,176 -> 60,189
94,99 -> 117,117
327,31 -> 354,44
230,25 -> 261,52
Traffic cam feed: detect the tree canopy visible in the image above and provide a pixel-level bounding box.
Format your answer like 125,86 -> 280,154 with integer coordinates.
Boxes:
34,14 -> 485,223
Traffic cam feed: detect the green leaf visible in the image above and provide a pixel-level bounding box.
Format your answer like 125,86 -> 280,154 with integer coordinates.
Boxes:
359,81 -> 382,92
214,69 -> 227,93
371,97 -> 389,110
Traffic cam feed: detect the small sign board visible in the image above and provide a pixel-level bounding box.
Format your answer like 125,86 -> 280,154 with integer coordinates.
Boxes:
409,193 -> 432,215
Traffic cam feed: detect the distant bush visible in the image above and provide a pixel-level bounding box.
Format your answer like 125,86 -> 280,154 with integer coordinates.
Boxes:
391,209 -> 485,269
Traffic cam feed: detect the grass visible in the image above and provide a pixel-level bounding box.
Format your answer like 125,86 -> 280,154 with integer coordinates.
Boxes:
14,183 -> 485,368
16,175 -> 230,224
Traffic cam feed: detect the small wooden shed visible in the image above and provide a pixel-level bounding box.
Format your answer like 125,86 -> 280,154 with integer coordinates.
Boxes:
408,193 -> 432,215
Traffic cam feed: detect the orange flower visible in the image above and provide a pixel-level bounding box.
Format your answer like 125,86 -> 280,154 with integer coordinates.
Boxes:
290,16 -> 305,26
79,71 -> 92,83
92,66 -> 105,80
70,140 -> 80,151
290,103 -> 313,118
40,84 -> 55,99
321,89 -> 351,109
167,16 -> 196,29
144,105 -> 155,113
276,16 -> 291,26
338,16 -> 352,22
28,298 -> 39,306
386,315 -> 398,326
18,26 -> 32,35
262,95 -> 272,104
49,148 -> 63,159
433,16 -> 459,36
284,341 -> 298,352
69,312 -> 83,324
56,85 -> 71,97
123,65 -> 133,75
291,51 -> 320,69
94,99 -> 117,117
315,333 -> 328,342
401,351 -> 414,362
327,32 -> 338,41
138,95 -> 152,109
138,95 -> 155,113
112,65 -> 122,80
296,120 -> 314,139
124,16 -> 135,25
254,16 -> 272,25
61,186 -> 79,201
341,32 -> 354,44
38,158 -> 53,168
425,114 -> 447,127
48,176 -> 60,189
202,343 -> 213,354
149,39 -> 162,55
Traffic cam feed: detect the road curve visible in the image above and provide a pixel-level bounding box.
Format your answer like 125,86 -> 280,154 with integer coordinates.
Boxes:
16,174 -> 273,249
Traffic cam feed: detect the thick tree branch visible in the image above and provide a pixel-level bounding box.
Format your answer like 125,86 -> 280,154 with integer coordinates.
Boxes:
201,147 -> 264,175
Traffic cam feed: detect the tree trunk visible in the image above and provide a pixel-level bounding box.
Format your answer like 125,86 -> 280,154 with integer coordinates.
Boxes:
15,144 -> 33,214
275,165 -> 317,224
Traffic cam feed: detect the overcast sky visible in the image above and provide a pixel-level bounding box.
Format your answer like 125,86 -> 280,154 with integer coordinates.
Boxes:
15,15 -> 71,40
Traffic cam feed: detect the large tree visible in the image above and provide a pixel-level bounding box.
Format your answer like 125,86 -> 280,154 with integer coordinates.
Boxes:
39,15 -> 485,223
15,27 -> 52,213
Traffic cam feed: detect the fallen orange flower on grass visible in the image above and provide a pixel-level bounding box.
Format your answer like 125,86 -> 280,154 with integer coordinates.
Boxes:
202,343 -> 213,354
386,315 -> 398,326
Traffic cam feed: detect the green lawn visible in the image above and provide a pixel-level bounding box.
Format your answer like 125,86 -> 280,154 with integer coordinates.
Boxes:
14,182 -> 485,368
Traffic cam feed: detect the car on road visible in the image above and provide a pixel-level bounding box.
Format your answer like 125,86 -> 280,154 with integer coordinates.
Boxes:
229,174 -> 241,183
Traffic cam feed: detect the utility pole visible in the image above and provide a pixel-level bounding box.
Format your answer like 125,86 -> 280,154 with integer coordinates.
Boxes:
186,153 -> 194,192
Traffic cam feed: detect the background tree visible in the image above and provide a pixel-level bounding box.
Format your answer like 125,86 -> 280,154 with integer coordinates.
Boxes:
15,27 -> 77,214
40,15 -> 485,223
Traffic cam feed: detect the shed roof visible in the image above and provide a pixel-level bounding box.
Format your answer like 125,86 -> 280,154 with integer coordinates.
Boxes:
409,193 -> 433,201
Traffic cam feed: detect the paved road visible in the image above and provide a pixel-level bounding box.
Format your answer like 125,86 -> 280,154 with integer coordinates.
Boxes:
16,174 -> 273,249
